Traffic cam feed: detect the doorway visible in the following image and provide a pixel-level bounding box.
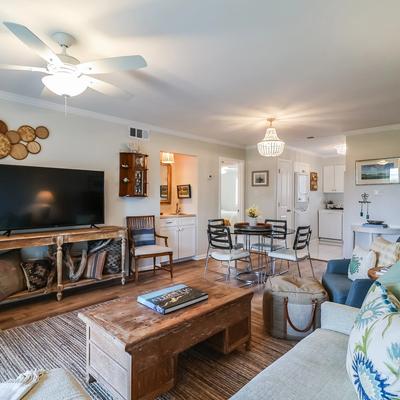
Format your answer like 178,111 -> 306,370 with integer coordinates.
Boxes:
276,159 -> 294,229
219,157 -> 244,224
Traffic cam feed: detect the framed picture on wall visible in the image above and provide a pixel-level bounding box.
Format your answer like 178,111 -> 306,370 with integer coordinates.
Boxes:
177,184 -> 192,198
356,157 -> 400,185
252,171 -> 269,186
310,172 -> 318,191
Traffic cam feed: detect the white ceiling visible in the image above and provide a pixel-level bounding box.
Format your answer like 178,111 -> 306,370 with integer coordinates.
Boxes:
1,0 -> 400,156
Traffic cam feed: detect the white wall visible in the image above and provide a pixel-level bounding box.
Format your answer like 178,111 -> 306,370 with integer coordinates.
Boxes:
343,130 -> 400,257
245,146 -> 324,238
0,99 -> 244,258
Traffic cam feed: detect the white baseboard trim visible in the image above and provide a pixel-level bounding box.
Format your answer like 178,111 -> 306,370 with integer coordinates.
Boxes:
193,254 -> 207,261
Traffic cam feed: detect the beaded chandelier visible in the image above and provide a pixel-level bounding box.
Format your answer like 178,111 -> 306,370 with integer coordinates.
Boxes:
257,118 -> 285,157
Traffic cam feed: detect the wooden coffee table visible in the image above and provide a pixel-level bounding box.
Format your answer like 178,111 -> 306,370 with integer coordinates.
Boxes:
78,280 -> 253,400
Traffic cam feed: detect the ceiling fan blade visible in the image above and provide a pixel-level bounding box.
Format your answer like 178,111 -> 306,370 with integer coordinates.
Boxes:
77,55 -> 147,75
83,76 -> 132,99
3,22 -> 62,65
0,64 -> 48,73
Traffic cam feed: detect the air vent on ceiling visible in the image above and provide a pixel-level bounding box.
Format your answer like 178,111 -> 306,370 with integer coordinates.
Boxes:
129,127 -> 150,140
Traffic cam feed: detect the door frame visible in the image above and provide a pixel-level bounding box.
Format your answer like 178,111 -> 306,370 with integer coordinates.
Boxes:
218,157 -> 245,222
276,158 -> 294,229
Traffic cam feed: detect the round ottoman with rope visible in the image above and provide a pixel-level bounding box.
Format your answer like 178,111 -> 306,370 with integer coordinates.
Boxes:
263,275 -> 328,340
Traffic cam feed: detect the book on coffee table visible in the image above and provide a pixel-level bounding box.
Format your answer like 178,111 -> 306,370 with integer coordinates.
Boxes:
137,284 -> 208,314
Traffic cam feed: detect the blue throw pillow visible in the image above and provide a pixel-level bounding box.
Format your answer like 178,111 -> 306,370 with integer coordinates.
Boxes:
132,228 -> 156,247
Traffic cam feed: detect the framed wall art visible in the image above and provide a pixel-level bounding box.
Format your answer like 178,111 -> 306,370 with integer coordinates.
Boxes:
310,172 -> 318,191
177,184 -> 192,199
356,158 -> 400,185
252,170 -> 269,187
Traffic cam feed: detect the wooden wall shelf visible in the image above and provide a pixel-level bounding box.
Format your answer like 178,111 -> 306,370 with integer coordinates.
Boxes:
0,226 -> 127,305
119,152 -> 149,197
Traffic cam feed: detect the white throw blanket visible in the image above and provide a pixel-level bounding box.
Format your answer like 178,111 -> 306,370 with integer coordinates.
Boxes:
0,369 -> 45,400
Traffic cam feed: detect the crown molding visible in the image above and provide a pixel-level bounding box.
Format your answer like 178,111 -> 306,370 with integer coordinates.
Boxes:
0,90 -> 243,150
344,123 -> 400,136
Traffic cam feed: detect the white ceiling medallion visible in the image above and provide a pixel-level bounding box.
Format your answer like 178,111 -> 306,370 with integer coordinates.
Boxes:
257,118 -> 285,157
335,143 -> 347,155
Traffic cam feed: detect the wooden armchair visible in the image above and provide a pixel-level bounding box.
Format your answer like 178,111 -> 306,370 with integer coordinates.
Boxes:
127,215 -> 173,282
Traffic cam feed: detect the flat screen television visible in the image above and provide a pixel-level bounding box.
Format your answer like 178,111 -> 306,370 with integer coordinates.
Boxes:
0,165 -> 104,231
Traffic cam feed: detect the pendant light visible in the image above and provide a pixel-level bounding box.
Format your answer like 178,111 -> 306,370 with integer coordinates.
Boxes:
161,152 -> 175,164
257,118 -> 285,157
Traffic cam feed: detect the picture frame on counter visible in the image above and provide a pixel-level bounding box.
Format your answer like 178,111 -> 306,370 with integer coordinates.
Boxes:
356,157 -> 400,185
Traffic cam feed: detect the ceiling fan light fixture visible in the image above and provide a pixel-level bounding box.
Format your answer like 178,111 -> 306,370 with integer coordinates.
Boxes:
42,72 -> 88,97
257,118 -> 285,157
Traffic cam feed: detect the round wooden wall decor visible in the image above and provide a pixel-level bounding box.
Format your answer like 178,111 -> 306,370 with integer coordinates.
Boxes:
18,125 -> 36,142
10,143 -> 28,160
0,120 -> 8,134
35,126 -> 49,139
27,141 -> 41,154
0,133 -> 11,159
6,130 -> 21,144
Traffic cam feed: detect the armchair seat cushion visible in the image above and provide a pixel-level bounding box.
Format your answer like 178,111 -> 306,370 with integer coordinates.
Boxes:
135,245 -> 172,257
269,248 -> 308,261
322,273 -> 353,304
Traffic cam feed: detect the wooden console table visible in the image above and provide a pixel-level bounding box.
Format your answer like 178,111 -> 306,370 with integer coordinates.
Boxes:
0,226 -> 127,304
79,279 -> 253,400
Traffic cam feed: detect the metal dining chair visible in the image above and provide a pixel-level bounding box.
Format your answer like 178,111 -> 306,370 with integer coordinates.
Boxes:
205,224 -> 252,278
251,219 -> 288,253
268,225 -> 314,278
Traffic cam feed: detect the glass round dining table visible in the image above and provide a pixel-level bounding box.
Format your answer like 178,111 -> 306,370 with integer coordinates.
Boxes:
233,224 -> 296,284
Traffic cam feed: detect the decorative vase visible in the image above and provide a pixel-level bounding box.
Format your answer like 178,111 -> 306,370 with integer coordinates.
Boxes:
249,217 -> 257,226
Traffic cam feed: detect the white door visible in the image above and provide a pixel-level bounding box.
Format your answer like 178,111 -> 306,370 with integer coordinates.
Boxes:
277,159 -> 294,229
334,165 -> 345,193
219,158 -> 244,224
160,226 -> 179,261
179,225 -> 196,259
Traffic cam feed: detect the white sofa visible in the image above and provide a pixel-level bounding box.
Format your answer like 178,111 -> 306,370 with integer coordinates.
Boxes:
231,302 -> 358,400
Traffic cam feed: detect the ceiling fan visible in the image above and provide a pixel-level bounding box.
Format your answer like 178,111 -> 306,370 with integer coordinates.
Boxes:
0,22 -> 147,98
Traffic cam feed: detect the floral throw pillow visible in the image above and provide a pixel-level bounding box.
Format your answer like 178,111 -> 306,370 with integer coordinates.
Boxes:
348,246 -> 377,281
346,281 -> 400,399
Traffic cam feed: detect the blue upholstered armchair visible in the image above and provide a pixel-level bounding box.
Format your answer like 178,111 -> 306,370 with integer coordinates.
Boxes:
322,259 -> 373,308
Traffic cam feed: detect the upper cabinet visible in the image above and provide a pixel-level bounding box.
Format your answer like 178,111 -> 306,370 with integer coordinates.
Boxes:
119,152 -> 148,197
323,165 -> 345,193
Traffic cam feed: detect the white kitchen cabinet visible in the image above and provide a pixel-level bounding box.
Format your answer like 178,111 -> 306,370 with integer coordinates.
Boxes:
160,225 -> 179,260
323,165 -> 345,193
319,210 -> 343,240
159,217 -> 196,261
334,165 -> 345,192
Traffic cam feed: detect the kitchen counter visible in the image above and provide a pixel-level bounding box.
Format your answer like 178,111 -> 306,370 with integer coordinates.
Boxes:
160,214 -> 196,219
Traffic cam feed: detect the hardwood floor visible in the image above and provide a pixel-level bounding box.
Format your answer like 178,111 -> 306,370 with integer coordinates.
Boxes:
0,257 -> 327,330
0,257 -> 328,399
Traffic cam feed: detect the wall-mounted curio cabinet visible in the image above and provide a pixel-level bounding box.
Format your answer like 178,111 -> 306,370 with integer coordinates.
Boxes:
119,152 -> 148,197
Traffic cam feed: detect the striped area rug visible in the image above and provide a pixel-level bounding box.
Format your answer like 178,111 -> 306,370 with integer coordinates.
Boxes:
0,288 -> 294,400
